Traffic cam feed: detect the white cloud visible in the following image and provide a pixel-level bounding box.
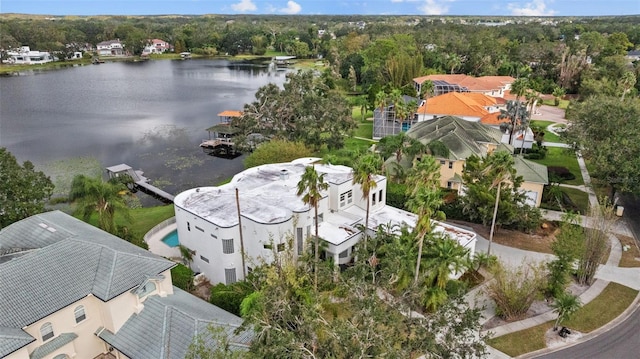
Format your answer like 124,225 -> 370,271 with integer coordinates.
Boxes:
231,0 -> 257,12
279,1 -> 302,14
417,0 -> 455,15
508,0 -> 556,16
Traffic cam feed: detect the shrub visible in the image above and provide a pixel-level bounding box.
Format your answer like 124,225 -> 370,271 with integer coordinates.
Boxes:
171,264 -> 194,292
386,182 -> 407,210
548,166 -> 576,181
243,140 -> 313,168
487,261 -> 547,321
210,281 -> 253,316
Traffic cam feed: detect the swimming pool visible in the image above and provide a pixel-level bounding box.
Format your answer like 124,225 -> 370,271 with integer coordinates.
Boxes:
161,229 -> 179,247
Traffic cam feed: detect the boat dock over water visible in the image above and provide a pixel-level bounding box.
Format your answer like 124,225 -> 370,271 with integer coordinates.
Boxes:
199,110 -> 242,157
105,164 -> 174,203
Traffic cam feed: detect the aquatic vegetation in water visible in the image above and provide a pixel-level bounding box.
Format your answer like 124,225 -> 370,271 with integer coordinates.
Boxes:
43,157 -> 102,197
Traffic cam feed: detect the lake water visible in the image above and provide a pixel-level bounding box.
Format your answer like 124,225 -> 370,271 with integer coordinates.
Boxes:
0,59 -> 290,204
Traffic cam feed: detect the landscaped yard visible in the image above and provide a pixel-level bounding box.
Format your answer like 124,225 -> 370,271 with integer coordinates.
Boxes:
539,186 -> 590,214
542,99 -> 570,109
530,147 -> 584,186
488,282 -> 638,357
618,235 -> 640,267
530,120 -> 562,143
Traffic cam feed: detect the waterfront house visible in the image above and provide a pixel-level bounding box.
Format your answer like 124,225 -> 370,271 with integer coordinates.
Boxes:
142,39 -> 172,55
96,40 -> 124,56
173,158 -> 477,286
5,46 -> 55,65
0,211 -> 248,359
413,74 -> 515,98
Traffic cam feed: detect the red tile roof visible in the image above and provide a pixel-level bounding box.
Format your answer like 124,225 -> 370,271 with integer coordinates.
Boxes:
413,74 -> 515,92
416,92 -> 497,118
217,110 -> 243,117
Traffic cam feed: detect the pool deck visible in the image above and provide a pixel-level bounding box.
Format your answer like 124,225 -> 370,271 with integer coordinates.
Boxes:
145,222 -> 181,260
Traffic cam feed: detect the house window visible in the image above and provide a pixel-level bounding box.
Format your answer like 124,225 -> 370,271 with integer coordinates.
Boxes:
263,243 -> 273,250
314,213 -> 324,225
372,192 -> 376,205
74,305 -> 86,323
222,238 -> 234,254
210,234 -> 217,239
277,243 -> 285,252
225,268 -> 237,284
195,226 -> 204,232
137,281 -> 156,298
199,255 -> 209,263
187,222 -> 191,231
297,228 -> 303,255
40,322 -> 54,342
440,160 -> 446,165
340,190 -> 353,207
339,249 -> 349,258
379,189 -> 383,204
306,225 -> 311,239
447,181 -> 452,189
448,161 -> 453,169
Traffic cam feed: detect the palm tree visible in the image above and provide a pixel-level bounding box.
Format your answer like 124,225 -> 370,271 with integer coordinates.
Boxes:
296,165 -> 329,291
552,292 -> 582,331
352,153 -> 383,248
388,88 -> 404,123
377,132 -> 425,164
552,86 -> 566,106
69,175 -> 131,234
424,235 -> 470,290
499,100 -> 529,146
483,152 -> 517,256
406,155 -> 444,285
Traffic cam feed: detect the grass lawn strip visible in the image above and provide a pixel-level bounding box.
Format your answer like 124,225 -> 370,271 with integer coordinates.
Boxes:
531,120 -> 562,143
487,283 -> 638,357
530,147 -> 584,186
617,235 -> 640,268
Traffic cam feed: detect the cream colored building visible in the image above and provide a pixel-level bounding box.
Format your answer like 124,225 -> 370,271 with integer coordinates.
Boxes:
0,211 -> 249,359
390,116 -> 548,207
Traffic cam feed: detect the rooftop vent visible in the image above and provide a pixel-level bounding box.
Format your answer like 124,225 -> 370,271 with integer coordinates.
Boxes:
279,169 -> 289,181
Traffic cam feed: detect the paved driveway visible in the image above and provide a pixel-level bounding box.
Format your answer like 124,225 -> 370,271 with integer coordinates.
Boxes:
533,105 -> 567,123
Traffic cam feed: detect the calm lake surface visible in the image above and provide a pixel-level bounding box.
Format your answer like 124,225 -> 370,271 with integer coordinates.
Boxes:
0,59 -> 290,204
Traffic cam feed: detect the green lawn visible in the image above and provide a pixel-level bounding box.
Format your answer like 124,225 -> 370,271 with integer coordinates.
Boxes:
488,282 -> 638,357
530,120 -> 562,143
542,99 -> 570,109
540,186 -> 590,214
530,147 -> 584,186
355,122 -> 373,138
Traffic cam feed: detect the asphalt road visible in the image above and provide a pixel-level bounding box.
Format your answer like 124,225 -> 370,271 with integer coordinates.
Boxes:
534,304 -> 640,359
620,193 -> 640,243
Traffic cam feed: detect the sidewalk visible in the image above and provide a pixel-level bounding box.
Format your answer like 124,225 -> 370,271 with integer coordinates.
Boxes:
469,147 -> 640,358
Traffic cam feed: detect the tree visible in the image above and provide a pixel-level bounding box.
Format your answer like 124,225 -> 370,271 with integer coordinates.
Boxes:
487,260 -> 548,321
552,292 -> 582,331
348,65 -> 358,92
577,203 -> 615,285
234,71 -> 356,151
0,148 -> 54,229
406,155 -> 444,285
243,140 -> 312,169
68,175 -> 131,235
421,234 -> 469,310
499,100 -> 530,147
351,153 -> 383,247
548,212 -> 584,297
618,71 -> 637,100
377,132 -> 425,164
564,96 -> 640,195
296,165 -> 328,291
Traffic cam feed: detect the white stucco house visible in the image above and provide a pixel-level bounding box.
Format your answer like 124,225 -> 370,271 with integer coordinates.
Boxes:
173,158 -> 477,285
4,46 -> 55,64
0,211 -> 250,359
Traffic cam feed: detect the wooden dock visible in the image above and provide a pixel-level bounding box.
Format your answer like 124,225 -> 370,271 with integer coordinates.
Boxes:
105,164 -> 174,204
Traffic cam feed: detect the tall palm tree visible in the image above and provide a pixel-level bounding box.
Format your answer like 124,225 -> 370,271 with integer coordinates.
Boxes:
406,155 -> 444,285
352,153 -> 383,248
499,100 -> 529,146
69,175 -> 131,234
483,151 -> 517,256
296,165 -> 328,291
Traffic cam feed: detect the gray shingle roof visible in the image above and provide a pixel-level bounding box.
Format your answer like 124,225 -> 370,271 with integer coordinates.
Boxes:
514,157 -> 549,184
406,116 -> 510,160
29,332 -> 77,359
97,288 -> 250,359
0,327 -> 35,357
0,211 -> 175,356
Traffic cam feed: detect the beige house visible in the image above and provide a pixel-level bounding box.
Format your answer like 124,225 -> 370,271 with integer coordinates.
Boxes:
390,116 -> 548,207
0,211 -> 249,359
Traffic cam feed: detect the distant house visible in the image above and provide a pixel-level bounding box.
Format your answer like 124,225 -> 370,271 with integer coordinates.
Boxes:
0,211 -> 250,359
626,50 -> 640,63
142,39 -> 172,55
373,95 -> 420,139
413,74 -> 515,99
390,116 -> 547,207
480,112 -> 535,150
4,46 -> 55,65
173,158 -> 478,286
96,39 -> 124,56
415,92 -> 502,122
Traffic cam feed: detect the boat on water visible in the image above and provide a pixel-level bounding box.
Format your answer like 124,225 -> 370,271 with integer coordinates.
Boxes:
180,52 -> 192,59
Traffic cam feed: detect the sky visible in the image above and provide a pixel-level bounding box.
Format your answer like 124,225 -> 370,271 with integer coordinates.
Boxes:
1,0 -> 638,17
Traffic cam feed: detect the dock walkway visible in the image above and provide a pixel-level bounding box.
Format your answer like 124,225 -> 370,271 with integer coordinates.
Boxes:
105,164 -> 174,203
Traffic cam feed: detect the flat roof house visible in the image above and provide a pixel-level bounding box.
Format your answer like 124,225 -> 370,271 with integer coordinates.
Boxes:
173,158 -> 477,285
0,211 -> 249,359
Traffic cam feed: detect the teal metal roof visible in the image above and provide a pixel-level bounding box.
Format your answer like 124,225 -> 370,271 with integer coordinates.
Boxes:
97,288 -> 251,359
513,156 -> 549,184
29,333 -> 77,359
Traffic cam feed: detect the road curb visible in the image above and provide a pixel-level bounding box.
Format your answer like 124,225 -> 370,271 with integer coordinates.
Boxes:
514,290 -> 640,358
